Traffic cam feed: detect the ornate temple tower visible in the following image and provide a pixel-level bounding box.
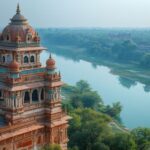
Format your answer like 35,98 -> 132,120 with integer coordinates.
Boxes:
0,4 -> 69,150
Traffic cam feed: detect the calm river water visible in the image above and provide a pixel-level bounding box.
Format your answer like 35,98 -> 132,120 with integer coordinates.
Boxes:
41,50 -> 150,129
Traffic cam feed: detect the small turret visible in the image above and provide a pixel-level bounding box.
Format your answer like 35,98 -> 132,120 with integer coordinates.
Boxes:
9,60 -> 20,73
46,54 -> 56,70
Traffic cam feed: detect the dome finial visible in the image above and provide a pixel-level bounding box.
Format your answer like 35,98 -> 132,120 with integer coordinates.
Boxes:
49,53 -> 52,58
59,71 -> 61,76
16,3 -> 21,14
46,54 -> 56,70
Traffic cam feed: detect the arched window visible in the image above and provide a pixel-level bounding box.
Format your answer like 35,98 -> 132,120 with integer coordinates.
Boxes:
32,89 -> 38,102
6,35 -> 9,41
41,89 -> 44,100
7,55 -> 11,63
27,34 -> 32,42
24,56 -> 29,63
2,56 -> 5,63
0,90 -> 2,97
30,56 -> 35,63
24,91 -> 30,103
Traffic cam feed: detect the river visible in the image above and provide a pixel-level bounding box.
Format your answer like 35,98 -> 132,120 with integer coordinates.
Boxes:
41,49 -> 150,129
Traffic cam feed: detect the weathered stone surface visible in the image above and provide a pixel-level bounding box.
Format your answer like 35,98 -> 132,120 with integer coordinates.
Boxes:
0,4 -> 70,150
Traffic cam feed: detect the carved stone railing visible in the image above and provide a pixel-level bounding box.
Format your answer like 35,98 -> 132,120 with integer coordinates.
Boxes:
0,41 -> 40,48
24,103 -> 44,111
21,67 -> 45,75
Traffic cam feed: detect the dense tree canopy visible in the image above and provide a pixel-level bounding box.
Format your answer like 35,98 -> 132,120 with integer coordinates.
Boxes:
131,128 -> 150,150
61,80 -> 150,150
68,108 -> 111,150
38,28 -> 150,68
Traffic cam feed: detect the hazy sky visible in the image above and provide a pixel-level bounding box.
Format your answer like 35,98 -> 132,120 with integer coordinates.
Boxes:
0,0 -> 150,28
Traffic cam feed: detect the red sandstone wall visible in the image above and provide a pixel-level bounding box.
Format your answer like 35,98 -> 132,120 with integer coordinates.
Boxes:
0,128 -> 45,150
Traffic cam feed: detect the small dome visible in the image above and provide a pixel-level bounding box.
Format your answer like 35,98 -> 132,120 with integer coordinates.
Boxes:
46,54 -> 56,69
10,3 -> 27,25
9,60 -> 20,73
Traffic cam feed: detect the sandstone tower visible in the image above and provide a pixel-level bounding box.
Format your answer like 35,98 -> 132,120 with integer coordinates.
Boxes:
0,4 -> 69,150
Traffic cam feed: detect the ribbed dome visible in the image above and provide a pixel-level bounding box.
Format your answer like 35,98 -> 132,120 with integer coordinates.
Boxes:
2,24 -> 36,42
9,60 -> 20,73
46,54 -> 56,69
1,4 -> 39,43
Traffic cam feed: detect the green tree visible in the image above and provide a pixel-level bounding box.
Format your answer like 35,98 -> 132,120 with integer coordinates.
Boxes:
70,95 -> 83,108
76,80 -> 91,93
63,80 -> 103,110
68,108 -> 111,150
81,91 -> 102,109
104,133 -> 136,150
103,102 -> 122,119
131,128 -> 150,150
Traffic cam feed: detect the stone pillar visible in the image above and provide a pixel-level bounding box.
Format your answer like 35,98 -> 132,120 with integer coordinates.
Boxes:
17,98 -> 18,108
14,99 -> 16,108
12,98 -> 14,109
29,52 -> 30,65
7,98 -> 9,107
30,90 -> 32,104
39,89 -> 41,102
21,53 -> 23,65
36,52 -> 38,64
43,89 -> 45,101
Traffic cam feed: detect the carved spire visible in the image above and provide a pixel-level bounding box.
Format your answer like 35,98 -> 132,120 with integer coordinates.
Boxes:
46,53 -> 56,70
16,3 -> 21,14
49,53 -> 52,59
59,71 -> 61,77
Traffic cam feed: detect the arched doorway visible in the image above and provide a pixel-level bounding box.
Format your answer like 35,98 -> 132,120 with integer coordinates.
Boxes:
24,91 -> 30,103
32,89 -> 39,102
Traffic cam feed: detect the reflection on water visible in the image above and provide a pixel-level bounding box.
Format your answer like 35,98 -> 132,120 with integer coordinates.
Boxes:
144,85 -> 150,92
119,77 -> 137,89
41,49 -> 150,129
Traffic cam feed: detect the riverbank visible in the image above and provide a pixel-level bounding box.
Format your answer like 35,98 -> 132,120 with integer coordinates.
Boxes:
45,44 -> 150,90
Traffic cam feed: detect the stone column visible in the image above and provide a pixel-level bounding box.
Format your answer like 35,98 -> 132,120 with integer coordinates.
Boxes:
30,90 -> 32,104
12,98 -> 14,109
39,89 -> 41,102
13,93 -> 16,108
21,52 -> 23,65
36,52 -> 38,64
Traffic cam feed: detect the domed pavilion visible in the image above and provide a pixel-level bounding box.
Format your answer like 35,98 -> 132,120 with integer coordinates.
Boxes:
0,4 -> 70,150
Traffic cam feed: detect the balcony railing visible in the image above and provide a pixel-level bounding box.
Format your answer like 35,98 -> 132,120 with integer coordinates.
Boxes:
21,67 -> 45,75
0,41 -> 40,48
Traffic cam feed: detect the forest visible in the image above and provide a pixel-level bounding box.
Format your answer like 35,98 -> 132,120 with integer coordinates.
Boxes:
38,28 -> 150,67
43,80 -> 150,150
